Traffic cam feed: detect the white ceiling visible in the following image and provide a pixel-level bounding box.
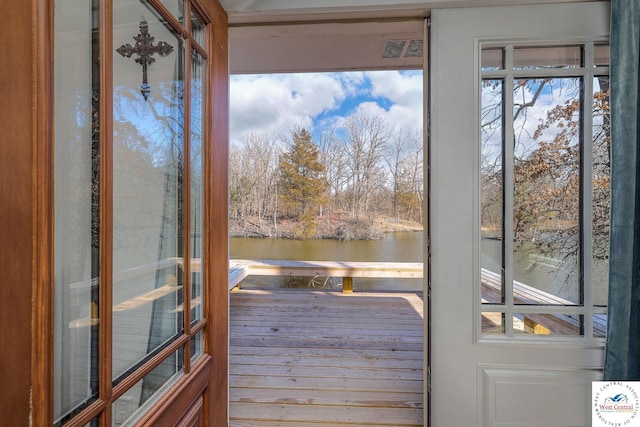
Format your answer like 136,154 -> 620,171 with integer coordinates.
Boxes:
222,0 -> 430,73
229,19 -> 425,74
220,0 -> 597,24
221,0 -> 602,74
221,1 -> 431,25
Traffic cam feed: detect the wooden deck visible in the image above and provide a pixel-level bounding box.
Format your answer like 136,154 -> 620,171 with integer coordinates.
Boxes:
229,289 -> 425,427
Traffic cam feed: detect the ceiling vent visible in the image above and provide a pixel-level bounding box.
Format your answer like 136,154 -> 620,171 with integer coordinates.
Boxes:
383,39 -> 423,58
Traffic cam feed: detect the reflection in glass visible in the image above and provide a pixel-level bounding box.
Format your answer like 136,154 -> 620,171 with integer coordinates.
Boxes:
594,44 -> 610,67
512,78 -> 582,305
513,46 -> 582,69
594,314 -> 607,338
191,49 -> 205,323
112,1 -> 185,380
481,79 -> 504,304
191,10 -> 205,48
593,76 -> 610,306
481,44 -> 610,336
191,329 -> 205,363
113,352 -> 182,425
158,0 -> 185,24
54,0 -> 100,422
518,313 -> 583,335
481,49 -> 504,71
481,312 -> 505,334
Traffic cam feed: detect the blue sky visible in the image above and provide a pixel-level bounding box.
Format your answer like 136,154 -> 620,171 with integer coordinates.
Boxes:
229,70 -> 423,146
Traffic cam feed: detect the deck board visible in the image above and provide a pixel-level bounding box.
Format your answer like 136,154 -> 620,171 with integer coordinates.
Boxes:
229,289 -> 424,427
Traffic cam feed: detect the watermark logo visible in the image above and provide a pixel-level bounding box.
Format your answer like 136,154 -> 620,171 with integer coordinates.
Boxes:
593,381 -> 640,426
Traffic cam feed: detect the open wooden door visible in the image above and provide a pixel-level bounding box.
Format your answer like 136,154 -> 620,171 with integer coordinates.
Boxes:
1,0 -> 228,425
429,3 -> 609,426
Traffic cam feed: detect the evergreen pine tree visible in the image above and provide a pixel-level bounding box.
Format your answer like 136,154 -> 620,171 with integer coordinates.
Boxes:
278,129 -> 328,238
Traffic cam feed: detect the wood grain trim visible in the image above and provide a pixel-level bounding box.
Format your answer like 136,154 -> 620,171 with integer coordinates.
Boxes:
100,1 -> 115,425
206,1 -> 230,425
192,41 -> 208,60
183,0 -> 194,372
0,0 -> 34,414
31,0 -> 55,424
191,0 -> 212,27
191,318 -> 207,335
176,395 -> 204,427
61,399 -> 107,427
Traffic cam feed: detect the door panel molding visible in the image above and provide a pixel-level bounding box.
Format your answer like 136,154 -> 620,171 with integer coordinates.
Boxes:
479,366 -> 602,426
430,3 -> 609,426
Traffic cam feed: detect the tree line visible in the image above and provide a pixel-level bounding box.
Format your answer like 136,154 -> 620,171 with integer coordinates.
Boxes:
229,112 -> 424,239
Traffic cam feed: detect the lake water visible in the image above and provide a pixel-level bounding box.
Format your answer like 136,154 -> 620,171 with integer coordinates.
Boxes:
230,231 -> 424,291
230,231 -> 608,303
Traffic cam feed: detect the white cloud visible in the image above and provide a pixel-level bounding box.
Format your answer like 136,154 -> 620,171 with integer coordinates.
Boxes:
230,70 -> 424,146
364,70 -> 423,133
353,101 -> 387,117
230,73 -> 351,145
367,70 -> 423,107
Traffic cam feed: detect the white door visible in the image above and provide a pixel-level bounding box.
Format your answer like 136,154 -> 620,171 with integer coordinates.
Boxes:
429,3 -> 610,426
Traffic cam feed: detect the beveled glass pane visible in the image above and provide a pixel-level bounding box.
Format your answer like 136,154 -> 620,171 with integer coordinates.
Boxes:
81,418 -> 99,427
54,0 -> 100,421
158,0 -> 185,24
593,76 -> 610,307
594,314 -> 607,338
112,1 -> 185,380
482,312 -> 505,334
191,49 -> 205,323
190,329 -> 205,363
482,48 -> 504,71
113,351 -> 182,425
191,10 -> 205,48
481,79 -> 504,304
518,313 -> 582,335
513,46 -> 582,69
594,44 -> 610,67
512,78 -> 582,304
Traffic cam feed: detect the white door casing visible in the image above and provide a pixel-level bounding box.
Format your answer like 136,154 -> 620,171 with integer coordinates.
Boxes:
429,3 -> 609,426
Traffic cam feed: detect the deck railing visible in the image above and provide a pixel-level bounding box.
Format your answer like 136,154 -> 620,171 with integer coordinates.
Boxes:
66,258 -> 605,336
230,260 -> 607,336
228,259 -> 423,293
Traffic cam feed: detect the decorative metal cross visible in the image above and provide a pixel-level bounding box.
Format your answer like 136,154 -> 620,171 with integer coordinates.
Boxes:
116,18 -> 174,101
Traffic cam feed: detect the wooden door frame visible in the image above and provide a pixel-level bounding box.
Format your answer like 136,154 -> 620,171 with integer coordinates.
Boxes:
0,0 -> 229,425
206,0 -> 230,425
0,0 -> 54,425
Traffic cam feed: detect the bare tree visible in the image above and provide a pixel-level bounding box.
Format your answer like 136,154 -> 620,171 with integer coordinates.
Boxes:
229,133 -> 282,235
398,131 -> 424,223
316,126 -> 348,215
385,130 -> 409,219
342,112 -> 392,220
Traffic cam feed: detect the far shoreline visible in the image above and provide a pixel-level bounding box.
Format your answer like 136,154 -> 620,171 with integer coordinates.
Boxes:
229,216 -> 423,241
